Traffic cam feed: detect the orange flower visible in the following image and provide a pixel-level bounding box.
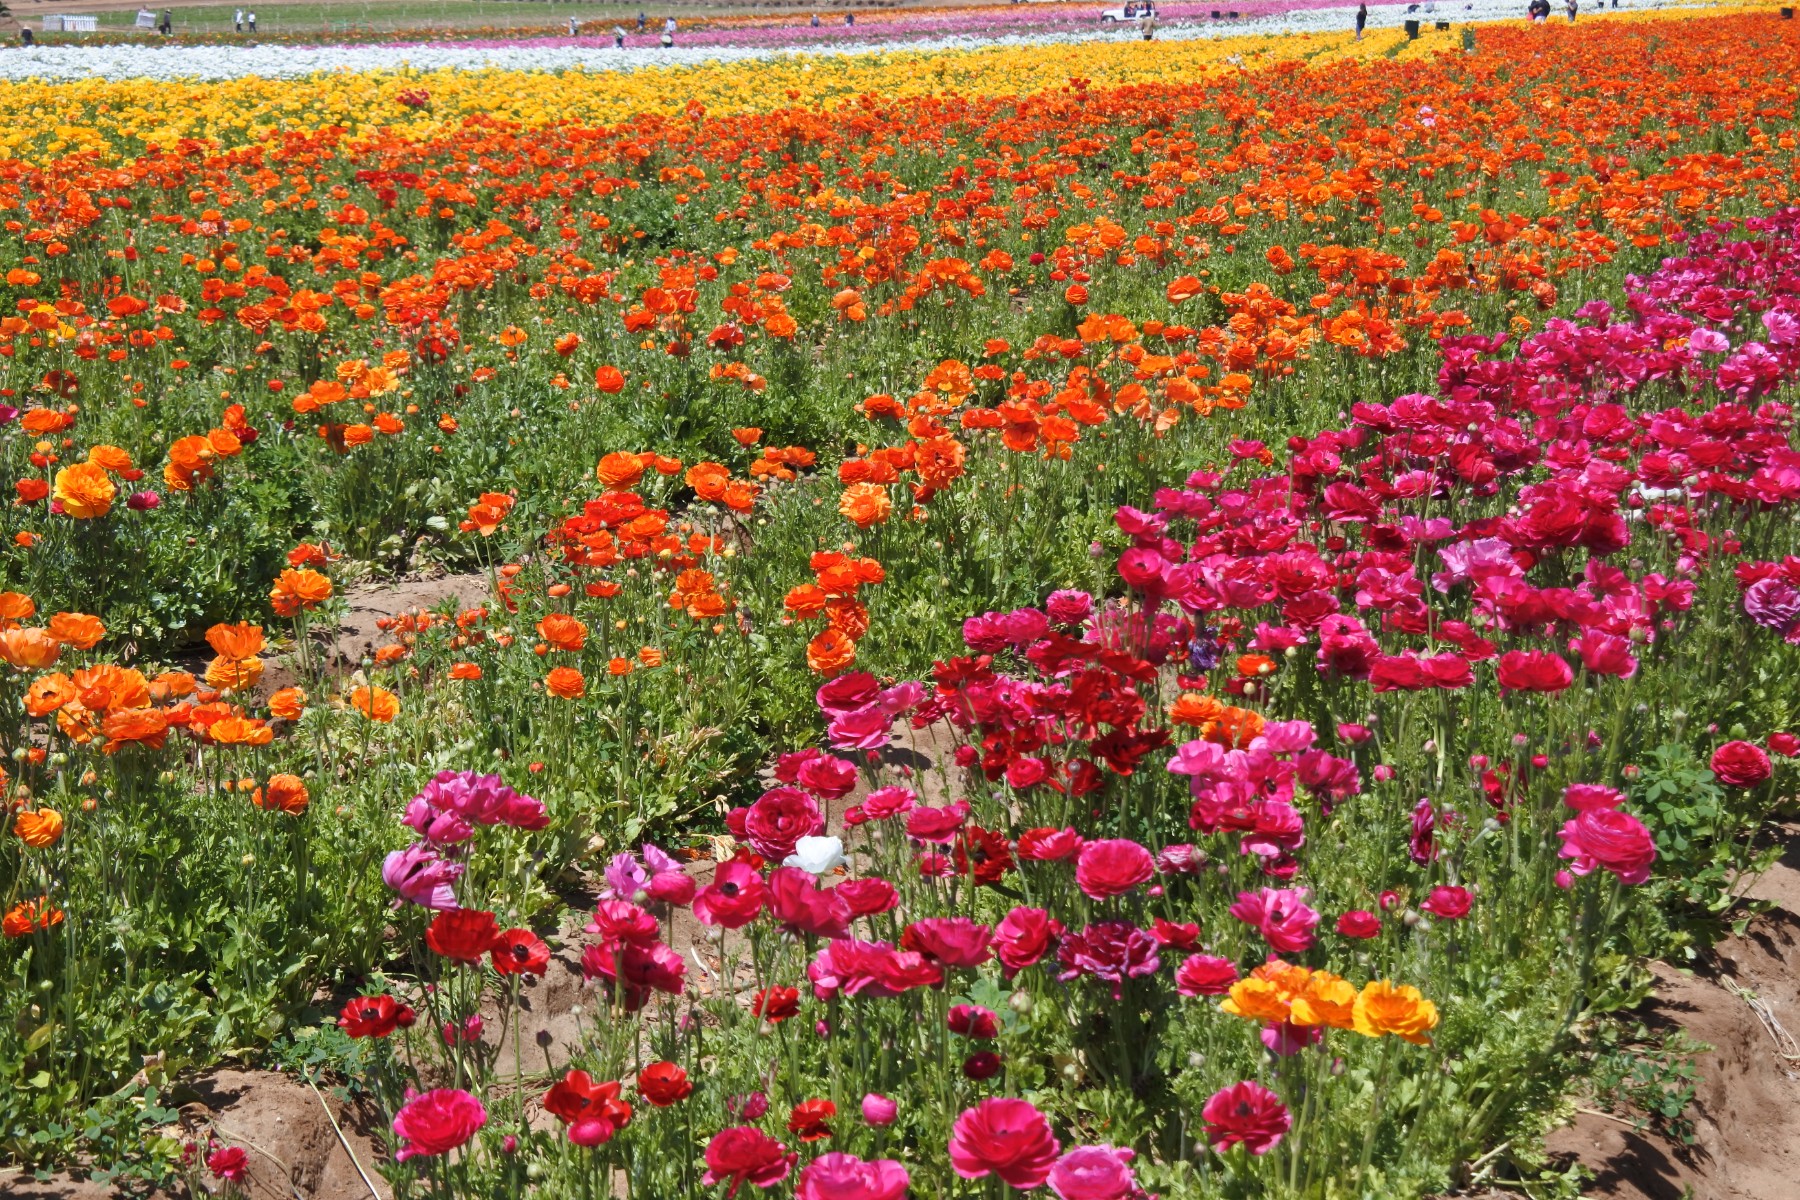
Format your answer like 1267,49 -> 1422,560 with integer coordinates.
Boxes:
149,670 -> 197,701
594,365 -> 626,394
1208,705 -> 1266,749
806,629 -> 856,674
350,686 -> 399,722
13,807 -> 64,848
3,897 -> 63,938
47,612 -> 105,650
1288,970 -> 1360,1030
269,687 -> 308,720
206,622 -> 266,660
1353,981 -> 1439,1045
607,657 -> 634,677
449,662 -> 483,681
638,646 -> 664,668
271,568 -> 333,617
24,672 -> 75,717
71,664 -> 150,711
100,707 -> 170,752
86,444 -> 134,472
1169,692 -> 1223,727
1236,654 -> 1277,678
731,427 -> 763,446
596,451 -> 646,490
0,627 -> 62,670
837,483 -> 893,529
52,462 -> 115,519
685,461 -> 730,501
537,612 -> 588,652
254,774 -> 310,815
545,666 -> 586,699
205,655 -> 264,693
0,591 -> 36,626
164,434 -> 217,491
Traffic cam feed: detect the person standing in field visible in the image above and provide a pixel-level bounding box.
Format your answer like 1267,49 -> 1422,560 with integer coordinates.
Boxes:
247,10 -> 256,32
1566,0 -> 1576,20
1356,2 -> 1367,38
234,9 -> 243,31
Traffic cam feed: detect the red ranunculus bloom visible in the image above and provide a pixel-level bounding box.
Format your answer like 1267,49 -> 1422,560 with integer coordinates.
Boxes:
752,985 -> 801,1023
425,908 -> 500,964
637,1061 -> 692,1106
1495,649 -> 1574,693
948,1097 -> 1061,1189
543,1069 -> 633,1147
702,1126 -> 796,1195
788,1098 -> 837,1142
1711,740 -> 1772,788
1420,885 -> 1472,920
1201,1081 -> 1290,1155
338,994 -> 416,1038
1074,838 -> 1155,899
490,928 -> 550,976
1335,910 -> 1382,939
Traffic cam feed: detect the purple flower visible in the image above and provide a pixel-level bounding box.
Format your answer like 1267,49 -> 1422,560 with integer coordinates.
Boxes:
382,843 -> 463,910
1055,921 -> 1160,999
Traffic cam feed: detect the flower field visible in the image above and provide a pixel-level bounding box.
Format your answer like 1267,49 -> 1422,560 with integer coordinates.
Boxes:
3,7 -> 1800,1197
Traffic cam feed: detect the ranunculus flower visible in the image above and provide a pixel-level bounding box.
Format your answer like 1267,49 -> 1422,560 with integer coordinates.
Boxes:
835,876 -> 899,916
1228,887 -> 1320,954
861,1093 -> 898,1126
784,835 -> 847,875
948,1097 -> 1061,1189
338,994 -> 415,1039
744,786 -> 824,861
1559,808 -> 1658,885
948,1004 -> 1000,1039
1074,838 -> 1155,899
425,908 -> 499,963
703,1127 -> 796,1195
637,1061 -> 692,1106
1017,827 -> 1083,861
1563,783 -> 1626,811
692,861 -> 767,929
1335,910 -> 1381,939
796,1152 -> 910,1200
767,866 -> 852,939
543,1069 -> 633,1146
993,906 -> 1064,976
1771,732 -> 1800,758
1174,954 -> 1239,996
901,917 -> 992,968
382,842 -> 463,910
1712,740 -> 1772,788
1420,885 -> 1472,920
392,1088 -> 486,1161
1048,1145 -> 1137,1200
490,928 -> 550,976
1201,1081 -> 1289,1155
206,1146 -> 248,1181
1495,649 -> 1574,692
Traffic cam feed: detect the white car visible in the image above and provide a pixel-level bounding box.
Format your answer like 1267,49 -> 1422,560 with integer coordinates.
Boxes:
1100,3 -> 1157,21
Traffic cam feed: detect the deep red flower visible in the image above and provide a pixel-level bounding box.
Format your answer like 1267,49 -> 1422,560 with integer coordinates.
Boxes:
1335,910 -> 1381,939
637,1061 -> 693,1106
692,861 -> 767,929
338,994 -> 416,1038
490,928 -> 550,976
703,1126 -> 796,1195
947,1004 -> 1000,1039
788,1098 -> 837,1142
1201,1081 -> 1290,1155
948,1097 -> 1060,1188
543,1069 -> 633,1147
426,908 -> 500,964
1712,740 -> 1772,787
752,986 -> 801,1023
1420,885 -> 1472,920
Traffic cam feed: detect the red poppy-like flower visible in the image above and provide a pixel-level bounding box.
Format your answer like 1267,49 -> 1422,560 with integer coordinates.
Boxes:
948,1097 -> 1060,1189
1016,826 -> 1082,861
1495,649 -> 1573,693
702,1126 -> 796,1196
1335,910 -> 1381,939
752,986 -> 801,1023
637,1061 -> 692,1106
692,860 -> 767,929
543,1070 -> 633,1147
788,1098 -> 836,1143
491,928 -> 551,976
900,917 -> 992,968
338,994 -> 416,1038
426,909 -> 500,963
1201,1081 -> 1290,1155
767,866 -> 851,939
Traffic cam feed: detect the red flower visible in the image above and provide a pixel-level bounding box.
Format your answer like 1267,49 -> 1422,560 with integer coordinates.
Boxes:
543,1069 -> 633,1147
1174,954 -> 1239,996
947,1004 -> 1000,1039
206,1146 -> 248,1181
1495,650 -> 1573,693
338,994 -> 416,1038
426,909 -> 500,963
637,1061 -> 692,1107
579,939 -> 686,1011
1201,1081 -> 1290,1155
743,786 -> 824,861
1770,732 -> 1800,758
992,906 -> 1062,977
947,1097 -> 1060,1188
1420,885 -> 1472,920
787,1098 -> 836,1142
962,1051 -> 1003,1080
767,866 -> 851,939
490,928 -> 550,976
1016,827 -> 1082,861
1335,910 -> 1382,939
752,986 -> 800,1023
1712,740 -> 1772,787
692,860 -> 767,929
834,877 -> 899,916
702,1126 -> 796,1195
900,917 -> 992,968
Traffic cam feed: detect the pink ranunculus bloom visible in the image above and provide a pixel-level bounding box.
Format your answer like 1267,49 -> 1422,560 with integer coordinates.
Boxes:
1201,1081 -> 1290,1155
1074,838 -> 1155,899
816,671 -> 881,717
905,799 -> 972,844
692,860 -> 767,929
382,843 -> 464,910
206,1145 -> 248,1181
392,1087 -> 487,1162
861,786 -> 917,820
702,1126 -> 796,1196
947,1004 -> 1000,1039
796,1152 -> 910,1200
1771,732 -> 1800,758
1018,827 -> 1083,861
1420,885 -> 1472,920
1563,783 -> 1626,811
1559,808 -> 1658,885
1174,953 -> 1239,997
1495,649 -> 1574,693
993,906 -> 1064,977
948,1097 -> 1061,1189
767,866 -> 852,939
1048,1144 -> 1138,1200
1335,910 -> 1381,939
796,753 -> 859,800
1711,740 -> 1772,788
834,876 -> 899,916
902,916 -> 992,968
743,786 -> 824,861
1056,921 -> 1160,999
827,704 -> 893,751
1228,887 -> 1320,954
861,1092 -> 898,1126
585,899 -> 659,944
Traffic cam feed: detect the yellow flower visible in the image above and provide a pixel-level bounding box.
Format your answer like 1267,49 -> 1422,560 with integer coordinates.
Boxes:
1352,980 -> 1439,1045
52,462 -> 115,519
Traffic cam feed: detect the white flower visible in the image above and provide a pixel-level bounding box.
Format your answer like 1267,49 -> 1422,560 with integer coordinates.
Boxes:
783,835 -> 846,875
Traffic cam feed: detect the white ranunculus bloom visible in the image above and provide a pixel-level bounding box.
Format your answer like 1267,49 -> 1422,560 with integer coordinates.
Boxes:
784,836 -> 847,875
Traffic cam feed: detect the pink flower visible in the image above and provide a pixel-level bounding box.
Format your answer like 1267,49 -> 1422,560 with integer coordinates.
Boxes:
743,787 -> 824,861
206,1145 -> 248,1181
392,1088 -> 487,1162
816,672 -> 880,717
1559,808 -> 1658,885
382,843 -> 464,910
993,906 -> 1064,976
703,1127 -> 796,1196
1712,740 -> 1772,788
795,753 -> 859,800
1228,887 -> 1320,954
902,917 -> 992,968
1048,1145 -> 1138,1200
1563,783 -> 1625,811
1771,732 -> 1800,757
948,1098 -> 1061,1189
796,1153 -> 910,1200
1018,827 -> 1083,861
828,704 -> 893,751
1201,1081 -> 1290,1155
1174,954 -> 1239,996
835,876 -> 899,916
1420,885 -> 1472,920
905,800 -> 971,844
1495,650 -> 1573,693
692,861 -> 767,929
767,866 -> 851,939
948,1004 -> 1000,1039
1056,921 -> 1160,999
1074,838 -> 1155,899
861,1093 -> 898,1126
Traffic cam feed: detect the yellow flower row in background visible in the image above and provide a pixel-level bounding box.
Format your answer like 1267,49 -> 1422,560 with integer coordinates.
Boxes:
0,6 -> 1774,165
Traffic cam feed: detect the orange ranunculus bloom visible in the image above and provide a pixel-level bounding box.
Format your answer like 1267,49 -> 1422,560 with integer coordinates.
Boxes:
545,666 -> 586,699
596,451 -> 646,490
164,434 -> 217,491
806,629 -> 856,675
25,672 -> 75,717
594,365 -> 627,394
537,612 -> 588,652
449,662 -> 483,681
3,897 -> 63,938
638,647 -> 664,668
350,686 -> 400,722
1288,970 -> 1360,1030
86,444 -> 134,472
731,427 -> 763,446
1353,981 -> 1439,1045
205,655 -> 264,693
607,657 -> 634,677
721,481 -> 758,514
685,461 -> 730,501
210,715 -> 272,745
53,462 -> 115,519
271,568 -> 333,616
47,612 -> 105,650
206,622 -> 265,660
0,627 -> 62,670
255,774 -> 310,815
149,670 -> 197,701
100,706 -> 169,752
837,483 -> 893,529
13,807 -> 63,848
1208,705 -> 1266,749
1169,692 -> 1224,727
0,592 -> 36,626
269,687 -> 308,720
73,663 -> 150,712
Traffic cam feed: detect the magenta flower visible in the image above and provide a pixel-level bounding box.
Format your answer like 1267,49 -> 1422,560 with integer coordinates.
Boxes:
1559,808 -> 1658,885
1201,1081 -> 1290,1155
796,1152 -> 909,1200
1074,838 -> 1155,899
1048,1145 -> 1137,1200
1228,887 -> 1320,954
392,1088 -> 486,1161
381,843 -> 463,910
948,1097 -> 1061,1189
1174,954 -> 1239,997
